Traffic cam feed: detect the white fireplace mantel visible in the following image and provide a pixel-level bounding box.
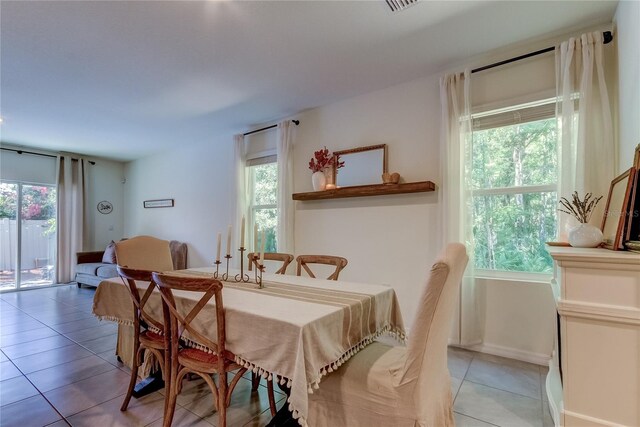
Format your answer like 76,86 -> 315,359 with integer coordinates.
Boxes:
546,246 -> 640,427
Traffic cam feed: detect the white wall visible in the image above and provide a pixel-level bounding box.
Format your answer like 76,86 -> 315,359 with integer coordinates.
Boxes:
123,139 -> 234,267
84,159 -> 126,251
292,74 -> 443,335
477,278 -> 556,364
615,0 -> 640,171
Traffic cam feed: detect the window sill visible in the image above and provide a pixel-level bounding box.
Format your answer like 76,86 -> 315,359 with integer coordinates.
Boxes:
474,269 -> 552,284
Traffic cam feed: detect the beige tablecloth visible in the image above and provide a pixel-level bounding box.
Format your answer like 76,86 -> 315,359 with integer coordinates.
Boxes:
92,268 -> 405,426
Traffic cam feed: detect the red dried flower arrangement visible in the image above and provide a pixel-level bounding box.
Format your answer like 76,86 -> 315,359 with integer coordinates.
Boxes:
308,147 -> 345,173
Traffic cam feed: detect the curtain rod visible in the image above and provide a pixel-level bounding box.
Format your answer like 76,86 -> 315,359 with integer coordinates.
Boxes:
1,147 -> 96,165
243,119 -> 299,137
471,30 -> 613,74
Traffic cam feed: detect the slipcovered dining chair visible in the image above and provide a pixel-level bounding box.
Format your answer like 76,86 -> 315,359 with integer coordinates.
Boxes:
153,272 -> 277,427
307,243 -> 468,427
247,252 -> 294,274
114,236 -> 174,412
296,255 -> 348,280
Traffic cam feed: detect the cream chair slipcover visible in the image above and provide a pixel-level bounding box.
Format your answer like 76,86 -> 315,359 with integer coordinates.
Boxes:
115,236 -> 174,272
114,236 -> 175,369
307,243 -> 468,427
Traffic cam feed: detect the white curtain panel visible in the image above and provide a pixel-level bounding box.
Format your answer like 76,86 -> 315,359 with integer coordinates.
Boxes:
556,31 -> 615,238
56,155 -> 88,283
440,71 -> 483,346
276,120 -> 295,254
233,134 -> 248,267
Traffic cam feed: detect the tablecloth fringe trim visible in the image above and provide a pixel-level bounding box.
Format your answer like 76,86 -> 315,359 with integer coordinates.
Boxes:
94,315 -> 134,327
182,337 -> 216,354
235,324 -> 405,427
315,324 -> 405,383
97,313 -> 404,427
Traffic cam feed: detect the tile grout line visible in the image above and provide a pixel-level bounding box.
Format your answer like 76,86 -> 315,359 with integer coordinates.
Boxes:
2,296 -> 127,404
453,411 -> 502,427
462,378 -> 543,402
2,354 -> 71,425
460,350 -> 545,401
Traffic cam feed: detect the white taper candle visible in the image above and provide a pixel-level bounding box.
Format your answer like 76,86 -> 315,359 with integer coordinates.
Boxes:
216,232 -> 221,262
260,230 -> 266,265
240,215 -> 245,248
254,223 -> 258,253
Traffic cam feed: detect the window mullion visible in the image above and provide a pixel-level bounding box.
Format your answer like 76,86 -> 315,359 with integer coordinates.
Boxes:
472,184 -> 557,197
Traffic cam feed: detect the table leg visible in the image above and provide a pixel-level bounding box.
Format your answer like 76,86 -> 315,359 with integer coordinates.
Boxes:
132,370 -> 165,398
266,384 -> 295,427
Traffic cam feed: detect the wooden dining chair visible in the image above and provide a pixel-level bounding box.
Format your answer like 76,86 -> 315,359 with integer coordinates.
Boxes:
115,236 -> 174,412
153,272 -> 277,427
116,266 -> 167,412
296,255 -> 348,280
247,252 -> 294,274
306,244 -> 468,427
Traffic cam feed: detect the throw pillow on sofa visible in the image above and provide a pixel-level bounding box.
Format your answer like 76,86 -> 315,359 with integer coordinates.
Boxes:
102,241 -> 117,264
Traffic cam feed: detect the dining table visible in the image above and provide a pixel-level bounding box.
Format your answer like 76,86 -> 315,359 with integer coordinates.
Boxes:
92,267 -> 406,427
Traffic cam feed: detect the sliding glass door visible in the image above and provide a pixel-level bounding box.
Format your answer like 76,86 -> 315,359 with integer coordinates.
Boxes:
0,181 -> 57,291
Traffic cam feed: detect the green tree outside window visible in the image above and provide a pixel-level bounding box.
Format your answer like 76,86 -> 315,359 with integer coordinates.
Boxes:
471,115 -> 557,273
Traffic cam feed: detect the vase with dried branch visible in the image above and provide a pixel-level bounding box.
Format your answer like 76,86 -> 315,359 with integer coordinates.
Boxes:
308,147 -> 344,191
557,192 -> 604,248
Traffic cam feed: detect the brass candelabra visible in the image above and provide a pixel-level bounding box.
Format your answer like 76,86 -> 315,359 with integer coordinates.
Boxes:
235,247 -> 250,283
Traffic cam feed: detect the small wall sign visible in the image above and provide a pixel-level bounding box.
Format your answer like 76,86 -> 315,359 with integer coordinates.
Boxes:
143,199 -> 174,208
97,201 -> 113,214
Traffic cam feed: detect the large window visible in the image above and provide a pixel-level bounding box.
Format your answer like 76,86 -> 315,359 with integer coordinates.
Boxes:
471,101 -> 557,274
248,157 -> 278,252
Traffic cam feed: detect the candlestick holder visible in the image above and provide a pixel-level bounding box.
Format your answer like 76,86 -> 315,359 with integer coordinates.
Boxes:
221,254 -> 232,281
213,260 -> 222,279
254,263 -> 265,288
235,247 -> 250,282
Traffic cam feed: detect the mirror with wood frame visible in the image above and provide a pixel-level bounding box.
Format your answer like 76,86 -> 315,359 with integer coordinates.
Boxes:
333,144 -> 388,187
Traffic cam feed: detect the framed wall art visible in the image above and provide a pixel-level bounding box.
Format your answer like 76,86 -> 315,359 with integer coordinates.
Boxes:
143,199 -> 174,208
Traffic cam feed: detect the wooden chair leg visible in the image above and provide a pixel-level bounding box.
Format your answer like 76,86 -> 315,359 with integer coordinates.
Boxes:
251,373 -> 260,391
121,343 -> 141,411
157,350 -> 170,420
163,363 -> 179,427
218,372 -> 228,427
267,378 -> 276,416
163,384 -> 178,427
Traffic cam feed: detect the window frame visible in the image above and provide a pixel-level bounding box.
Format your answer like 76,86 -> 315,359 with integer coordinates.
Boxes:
470,99 -> 558,279
0,180 -> 59,292
246,153 -> 278,253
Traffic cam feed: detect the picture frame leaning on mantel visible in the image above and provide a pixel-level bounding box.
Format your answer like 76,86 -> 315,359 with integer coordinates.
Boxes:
601,167 -> 636,250
623,144 -> 640,250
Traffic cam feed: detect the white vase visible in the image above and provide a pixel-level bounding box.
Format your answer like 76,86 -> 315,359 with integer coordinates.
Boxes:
312,171 -> 326,191
568,223 -> 603,248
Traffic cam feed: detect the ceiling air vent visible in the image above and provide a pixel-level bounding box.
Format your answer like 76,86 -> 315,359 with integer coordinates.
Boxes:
386,0 -> 420,13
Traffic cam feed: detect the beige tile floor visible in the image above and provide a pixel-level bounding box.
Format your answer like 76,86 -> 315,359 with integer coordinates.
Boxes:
0,285 -> 552,427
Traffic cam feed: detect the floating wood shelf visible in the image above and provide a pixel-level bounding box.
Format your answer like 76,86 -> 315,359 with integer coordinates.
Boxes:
292,181 -> 436,201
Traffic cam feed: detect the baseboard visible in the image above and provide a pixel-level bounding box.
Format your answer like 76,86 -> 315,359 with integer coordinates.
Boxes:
563,410 -> 623,427
452,341 -> 551,366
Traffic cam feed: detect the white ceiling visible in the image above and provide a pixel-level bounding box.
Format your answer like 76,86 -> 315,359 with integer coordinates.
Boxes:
0,0 -> 617,161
